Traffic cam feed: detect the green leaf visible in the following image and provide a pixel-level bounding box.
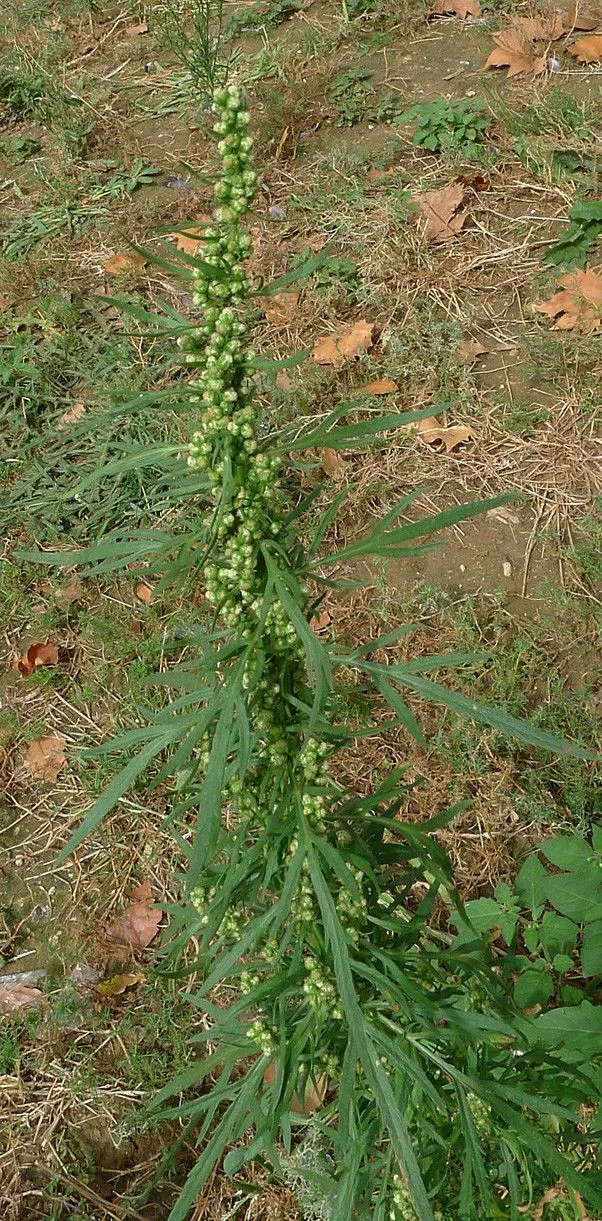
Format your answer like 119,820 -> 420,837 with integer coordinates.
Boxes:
453,898 -> 502,935
361,666 -> 596,760
537,912 -> 578,959
514,967 -> 554,1008
543,867 -> 602,923
514,855 -> 549,913
552,953 -> 574,973
532,1001 -> 602,1057
540,835 -> 592,872
56,737 -> 174,862
581,921 -> 602,977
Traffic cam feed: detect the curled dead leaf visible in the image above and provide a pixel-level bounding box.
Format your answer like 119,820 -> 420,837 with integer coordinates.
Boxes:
321,447 -> 346,478
53,579 -> 80,607
106,880 -> 162,952
125,21 -> 148,35
428,0 -> 481,17
260,291 -> 299,328
264,1061 -> 328,1114
407,416 -> 475,453
310,608 -> 332,633
23,734 -> 67,782
102,250 -> 148,276
96,972 -> 145,998
13,641 -> 59,677
176,231 -> 203,256
359,377 -> 399,394
568,32 -> 602,59
0,983 -> 44,1014
311,320 -> 375,368
135,581 -> 154,605
416,183 -> 467,243
457,337 -> 486,365
534,268 -> 602,334
58,402 -> 85,428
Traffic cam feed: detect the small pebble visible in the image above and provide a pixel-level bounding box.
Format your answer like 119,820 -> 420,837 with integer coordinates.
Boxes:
269,204 -> 286,220
502,561 -> 512,578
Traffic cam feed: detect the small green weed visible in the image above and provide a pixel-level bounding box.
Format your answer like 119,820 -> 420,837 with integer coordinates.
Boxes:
290,248 -> 361,301
398,96 -> 491,153
0,202 -> 107,259
452,828 -> 602,1008
329,70 -> 401,127
544,199 -> 602,269
0,135 -> 42,164
567,509 -> 602,588
0,65 -> 55,120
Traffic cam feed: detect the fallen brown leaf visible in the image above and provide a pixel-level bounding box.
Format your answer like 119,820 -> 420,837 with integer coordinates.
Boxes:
260,291 -> 299,328
106,881 -> 162,951
321,447 -> 347,478
96,972 -> 145,998
428,0 -> 481,17
176,231 -> 203,256
0,983 -> 44,1014
125,21 -> 148,35
534,268 -> 602,333
13,641 -> 59,677
58,402 -> 85,428
276,369 -> 294,391
569,31 -> 602,58
131,618 -> 143,634
102,251 -> 148,276
408,416 -> 475,453
455,172 -> 490,191
565,5 -> 601,30
457,337 -> 486,364
310,608 -> 333,633
23,734 -> 67,782
264,1062 -> 328,1114
135,581 -> 154,605
512,12 -> 565,40
484,28 -> 548,76
416,183 -> 467,243
359,377 -> 399,394
311,320 -> 375,368
54,579 -> 80,607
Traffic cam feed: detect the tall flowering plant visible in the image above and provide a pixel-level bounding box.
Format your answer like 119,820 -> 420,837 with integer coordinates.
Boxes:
40,82 -> 600,1221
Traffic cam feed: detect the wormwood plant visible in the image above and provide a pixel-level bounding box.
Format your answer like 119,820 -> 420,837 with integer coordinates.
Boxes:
33,86 -> 602,1221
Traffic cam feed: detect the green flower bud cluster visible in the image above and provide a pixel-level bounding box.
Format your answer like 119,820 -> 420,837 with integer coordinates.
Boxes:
389,1174 -> 443,1221
337,866 -> 368,937
246,1018 -> 277,1056
303,955 -> 343,1020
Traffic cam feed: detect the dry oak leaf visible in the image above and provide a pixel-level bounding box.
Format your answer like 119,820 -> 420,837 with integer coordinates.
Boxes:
176,231 -> 203,256
264,1062 -> 328,1114
484,28 -> 547,76
135,580 -> 154,605
260,291 -> 299,328
534,268 -> 602,333
311,319 -> 375,368
102,250 -> 148,276
0,983 -> 44,1014
125,20 -> 149,35
23,734 -> 67,782
13,641 -> 59,677
359,377 -> 399,394
106,881 -> 162,951
564,5 -> 602,30
416,183 -> 467,243
428,0 -> 481,17
310,608 -> 333,633
511,12 -> 565,41
58,402 -> 85,428
408,416 -> 475,453
457,337 -> 486,364
569,32 -> 602,58
321,447 -> 347,478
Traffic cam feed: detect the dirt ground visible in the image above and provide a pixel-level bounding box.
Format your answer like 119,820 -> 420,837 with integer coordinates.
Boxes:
0,0 -> 601,1216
